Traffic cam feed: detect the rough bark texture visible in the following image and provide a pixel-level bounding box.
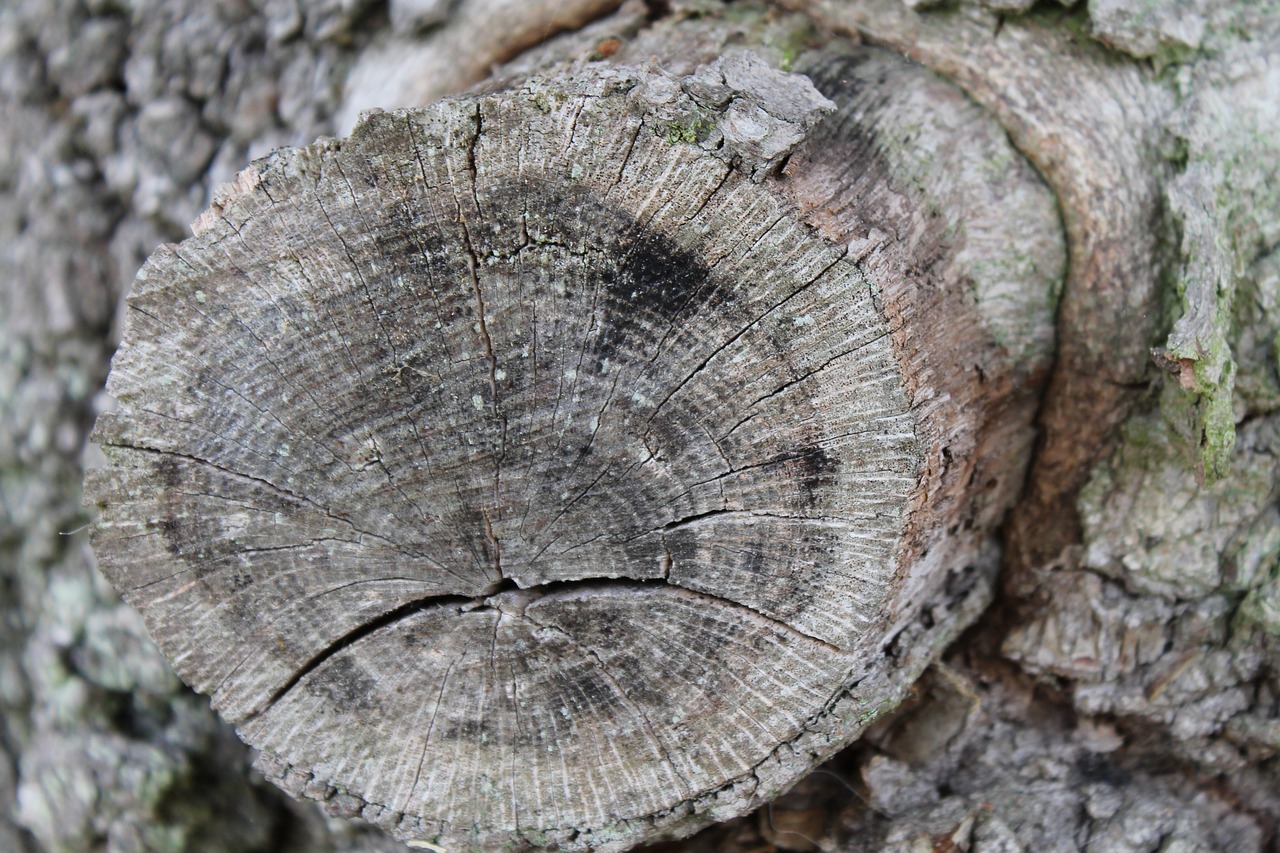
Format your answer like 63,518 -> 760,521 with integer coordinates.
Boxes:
3,0 -> 1279,852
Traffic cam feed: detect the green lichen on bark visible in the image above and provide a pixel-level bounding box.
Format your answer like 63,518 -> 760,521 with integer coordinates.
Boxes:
1149,23 -> 1280,481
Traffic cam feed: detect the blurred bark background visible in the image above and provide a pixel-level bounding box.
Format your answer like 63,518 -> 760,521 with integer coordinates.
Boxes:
2,0 -> 1279,851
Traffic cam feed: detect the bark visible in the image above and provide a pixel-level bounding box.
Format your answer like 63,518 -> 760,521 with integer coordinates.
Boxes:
3,1 -> 1279,852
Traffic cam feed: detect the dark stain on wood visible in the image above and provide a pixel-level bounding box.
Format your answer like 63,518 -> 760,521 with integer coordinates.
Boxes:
153,455 -> 212,567
609,231 -> 714,333
439,717 -> 494,742
791,445 -> 838,502
483,178 -> 721,359
305,655 -> 378,713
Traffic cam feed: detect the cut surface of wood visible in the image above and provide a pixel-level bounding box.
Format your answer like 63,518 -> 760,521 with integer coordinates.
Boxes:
86,45 -> 1062,852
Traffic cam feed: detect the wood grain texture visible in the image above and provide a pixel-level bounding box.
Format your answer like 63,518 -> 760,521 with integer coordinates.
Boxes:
85,43 -> 1062,852
778,0 -> 1172,576
778,43 -> 1064,644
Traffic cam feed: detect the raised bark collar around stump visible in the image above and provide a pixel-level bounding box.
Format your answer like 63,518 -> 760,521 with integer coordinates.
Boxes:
85,45 -> 1063,853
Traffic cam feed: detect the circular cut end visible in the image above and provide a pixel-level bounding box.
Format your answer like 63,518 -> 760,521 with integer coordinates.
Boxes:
87,67 -> 919,850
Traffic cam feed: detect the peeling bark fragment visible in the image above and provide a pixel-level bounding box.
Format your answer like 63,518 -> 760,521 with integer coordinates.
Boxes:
1158,39 -> 1280,479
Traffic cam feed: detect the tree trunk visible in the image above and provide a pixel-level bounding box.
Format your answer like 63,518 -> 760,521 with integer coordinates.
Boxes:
3,1 -> 1278,852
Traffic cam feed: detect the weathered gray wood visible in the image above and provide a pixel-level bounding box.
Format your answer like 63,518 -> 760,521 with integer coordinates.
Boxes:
85,35 -> 1062,853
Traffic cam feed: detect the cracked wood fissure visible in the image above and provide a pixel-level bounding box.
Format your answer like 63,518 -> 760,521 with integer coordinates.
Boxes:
85,40 -> 1064,853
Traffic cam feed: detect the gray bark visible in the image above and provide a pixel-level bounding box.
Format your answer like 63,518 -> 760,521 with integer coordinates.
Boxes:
2,1 -> 1278,852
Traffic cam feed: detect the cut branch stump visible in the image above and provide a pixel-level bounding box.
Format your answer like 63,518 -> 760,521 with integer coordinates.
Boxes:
86,38 -> 1064,852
